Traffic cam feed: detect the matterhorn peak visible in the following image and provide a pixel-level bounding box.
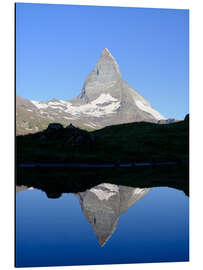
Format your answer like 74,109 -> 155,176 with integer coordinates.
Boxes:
99,48 -> 121,74
76,48 -> 122,103
101,48 -> 113,58
70,48 -> 165,122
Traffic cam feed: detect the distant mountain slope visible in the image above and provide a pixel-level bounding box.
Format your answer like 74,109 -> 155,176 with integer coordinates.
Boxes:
16,48 -> 165,135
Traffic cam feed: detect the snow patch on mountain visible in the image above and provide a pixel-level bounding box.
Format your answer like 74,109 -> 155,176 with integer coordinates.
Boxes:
63,116 -> 77,120
90,183 -> 119,200
135,100 -> 165,120
31,101 -> 48,109
31,94 -> 120,118
91,93 -> 118,104
67,94 -> 120,117
85,122 -> 101,129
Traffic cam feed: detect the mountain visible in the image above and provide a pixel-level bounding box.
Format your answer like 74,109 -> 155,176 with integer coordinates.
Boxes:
75,183 -> 150,246
16,48 -> 165,135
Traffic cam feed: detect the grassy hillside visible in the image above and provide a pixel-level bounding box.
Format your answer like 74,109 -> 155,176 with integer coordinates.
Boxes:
16,120 -> 189,164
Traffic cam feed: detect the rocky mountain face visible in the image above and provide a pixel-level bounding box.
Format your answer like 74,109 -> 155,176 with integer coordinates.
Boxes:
16,48 -> 165,135
75,183 -> 150,246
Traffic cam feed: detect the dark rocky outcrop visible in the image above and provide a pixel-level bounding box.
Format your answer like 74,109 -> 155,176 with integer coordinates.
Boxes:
63,125 -> 94,147
35,123 -> 94,148
47,123 -> 63,131
47,123 -> 63,129
66,123 -> 76,129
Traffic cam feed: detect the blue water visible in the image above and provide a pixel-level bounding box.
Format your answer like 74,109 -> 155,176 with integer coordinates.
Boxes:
16,186 -> 189,267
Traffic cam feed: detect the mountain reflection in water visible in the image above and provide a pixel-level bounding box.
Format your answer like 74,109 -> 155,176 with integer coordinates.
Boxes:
76,183 -> 150,246
16,180 -> 189,267
16,164 -> 189,261
16,183 -> 150,246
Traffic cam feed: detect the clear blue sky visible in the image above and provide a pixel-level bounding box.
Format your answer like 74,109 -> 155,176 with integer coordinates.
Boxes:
16,3 -> 189,120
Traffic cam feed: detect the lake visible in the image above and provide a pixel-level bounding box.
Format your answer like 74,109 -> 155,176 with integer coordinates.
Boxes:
16,183 -> 189,267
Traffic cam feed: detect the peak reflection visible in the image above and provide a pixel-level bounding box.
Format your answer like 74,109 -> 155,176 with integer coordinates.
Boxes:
75,183 -> 150,246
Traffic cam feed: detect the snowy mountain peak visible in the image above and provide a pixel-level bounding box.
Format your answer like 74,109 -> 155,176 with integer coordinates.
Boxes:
16,49 -> 166,135
73,48 -> 122,104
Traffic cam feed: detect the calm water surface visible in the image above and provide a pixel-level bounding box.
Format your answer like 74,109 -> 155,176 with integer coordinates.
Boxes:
16,184 -> 189,267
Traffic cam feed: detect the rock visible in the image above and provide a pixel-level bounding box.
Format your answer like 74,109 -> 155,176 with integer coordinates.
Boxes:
63,126 -> 95,147
47,123 -> 63,130
66,123 -> 76,129
45,123 -> 64,136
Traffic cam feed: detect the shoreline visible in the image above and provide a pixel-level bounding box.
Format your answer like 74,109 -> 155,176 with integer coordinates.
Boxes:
17,160 -> 188,168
